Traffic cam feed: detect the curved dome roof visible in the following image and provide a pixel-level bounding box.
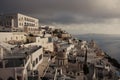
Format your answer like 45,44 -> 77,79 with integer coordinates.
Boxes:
56,49 -> 67,59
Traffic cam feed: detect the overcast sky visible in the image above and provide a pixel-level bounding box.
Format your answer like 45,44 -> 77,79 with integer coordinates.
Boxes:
0,0 -> 120,34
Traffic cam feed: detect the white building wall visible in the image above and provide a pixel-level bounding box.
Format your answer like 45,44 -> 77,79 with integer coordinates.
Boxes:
17,13 -> 39,29
66,44 -> 74,55
0,47 -> 4,59
23,44 -> 43,70
0,13 -> 39,30
26,36 -> 54,52
36,37 -> 54,52
44,43 -> 54,52
0,47 -> 43,80
0,32 -> 26,42
31,47 -> 43,70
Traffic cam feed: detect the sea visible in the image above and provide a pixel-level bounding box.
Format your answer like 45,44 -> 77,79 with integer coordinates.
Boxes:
74,34 -> 120,63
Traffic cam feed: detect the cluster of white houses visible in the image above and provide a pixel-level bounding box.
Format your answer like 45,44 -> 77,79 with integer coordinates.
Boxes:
0,43 -> 43,80
0,13 -> 120,80
0,13 -> 54,80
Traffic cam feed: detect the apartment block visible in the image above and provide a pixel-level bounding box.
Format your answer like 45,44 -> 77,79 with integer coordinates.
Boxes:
0,13 -> 39,32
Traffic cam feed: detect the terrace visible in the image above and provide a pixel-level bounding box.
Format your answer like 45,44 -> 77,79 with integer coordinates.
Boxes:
0,45 -> 42,68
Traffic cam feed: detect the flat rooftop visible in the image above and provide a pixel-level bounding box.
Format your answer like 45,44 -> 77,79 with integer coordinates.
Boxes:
0,42 -> 15,52
0,45 -> 42,67
4,45 -> 42,59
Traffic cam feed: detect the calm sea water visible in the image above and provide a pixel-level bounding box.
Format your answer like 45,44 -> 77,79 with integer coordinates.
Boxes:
74,34 -> 120,63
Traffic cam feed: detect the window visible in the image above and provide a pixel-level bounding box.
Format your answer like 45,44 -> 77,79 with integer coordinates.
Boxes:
21,23 -> 23,26
16,36 -> 18,40
17,76 -> 22,80
39,54 -> 42,61
36,58 -> 38,64
66,71 -> 68,74
70,72 -> 72,75
48,37 -> 52,43
77,72 -> 80,76
24,22 -> 27,26
24,17 -> 26,21
19,23 -> 21,26
21,17 -> 23,20
33,61 -> 35,67
0,62 -> 3,68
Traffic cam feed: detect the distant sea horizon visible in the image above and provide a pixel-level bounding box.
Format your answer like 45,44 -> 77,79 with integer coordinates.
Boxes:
73,33 -> 120,63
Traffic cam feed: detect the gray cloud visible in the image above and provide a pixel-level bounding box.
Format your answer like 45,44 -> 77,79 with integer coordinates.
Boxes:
1,0 -> 120,34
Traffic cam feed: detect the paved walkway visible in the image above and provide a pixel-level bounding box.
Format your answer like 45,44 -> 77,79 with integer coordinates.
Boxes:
37,56 -> 50,78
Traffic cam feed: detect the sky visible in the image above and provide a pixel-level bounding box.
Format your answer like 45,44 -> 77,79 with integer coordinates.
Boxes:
0,0 -> 120,34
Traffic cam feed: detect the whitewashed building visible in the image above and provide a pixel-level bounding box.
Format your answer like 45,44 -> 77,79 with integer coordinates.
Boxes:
0,42 -> 43,80
25,34 -> 54,52
0,13 -> 39,32
0,32 -> 26,44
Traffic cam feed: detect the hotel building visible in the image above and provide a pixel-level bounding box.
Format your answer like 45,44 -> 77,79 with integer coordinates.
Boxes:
0,13 -> 39,32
